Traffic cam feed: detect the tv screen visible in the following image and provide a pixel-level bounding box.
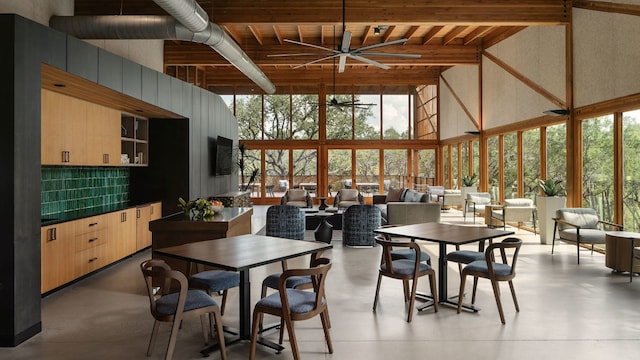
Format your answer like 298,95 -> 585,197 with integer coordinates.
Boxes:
215,136 -> 233,175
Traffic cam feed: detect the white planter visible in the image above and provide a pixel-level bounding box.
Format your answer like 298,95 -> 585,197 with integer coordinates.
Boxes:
536,195 -> 566,244
460,186 -> 477,209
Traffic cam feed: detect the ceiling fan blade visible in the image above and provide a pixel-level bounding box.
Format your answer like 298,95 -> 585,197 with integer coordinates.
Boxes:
338,54 -> 347,73
267,52 -> 335,57
354,38 -> 409,53
348,54 -> 391,70
292,54 -> 341,69
340,31 -> 352,53
358,52 -> 422,58
283,39 -> 337,53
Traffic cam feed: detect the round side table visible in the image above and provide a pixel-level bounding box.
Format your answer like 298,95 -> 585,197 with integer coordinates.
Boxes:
317,196 -> 329,210
605,231 -> 640,282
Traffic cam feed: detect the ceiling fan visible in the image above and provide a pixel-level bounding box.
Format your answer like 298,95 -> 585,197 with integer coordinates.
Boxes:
268,0 -> 421,73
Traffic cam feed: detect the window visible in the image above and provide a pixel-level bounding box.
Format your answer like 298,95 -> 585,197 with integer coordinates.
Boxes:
582,115 -> 614,222
503,133 -> 517,199
328,149 -> 352,191
623,109 -> 640,231
523,129 -> 541,200
355,149 -> 380,196
237,94 -> 263,140
384,149 -> 408,191
382,94 -> 409,139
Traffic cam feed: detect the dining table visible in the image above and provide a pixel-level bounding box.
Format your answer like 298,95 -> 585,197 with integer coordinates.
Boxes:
153,234 -> 333,354
374,222 -> 514,311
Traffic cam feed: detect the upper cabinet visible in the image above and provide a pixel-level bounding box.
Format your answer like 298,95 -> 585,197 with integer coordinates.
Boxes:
41,89 -> 146,167
120,114 -> 148,166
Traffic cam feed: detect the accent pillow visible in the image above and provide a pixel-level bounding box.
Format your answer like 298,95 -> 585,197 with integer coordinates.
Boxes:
386,188 -> 404,202
403,189 -> 425,202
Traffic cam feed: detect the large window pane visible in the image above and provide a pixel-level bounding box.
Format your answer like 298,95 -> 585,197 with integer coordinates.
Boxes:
382,94 -> 409,139
461,142 -> 469,180
623,109 -> 640,232
415,149 -> 436,191
265,149 -> 289,199
326,94 -> 352,140
384,149 -> 407,192
443,146 -> 450,188
582,115 -> 614,222
472,140 -> 479,177
328,149 -> 352,193
488,137 -> 500,201
292,94 -> 319,140
451,145 -> 459,188
237,95 -> 263,140
293,149 -> 317,195
503,133 -> 517,199
264,95 -> 291,140
239,149 -> 261,196
355,94 -> 380,140
546,124 -> 566,186
523,129 -> 541,200
355,149 -> 380,197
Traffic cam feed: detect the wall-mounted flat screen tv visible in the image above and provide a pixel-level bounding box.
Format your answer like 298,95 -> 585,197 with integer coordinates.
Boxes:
215,136 -> 233,175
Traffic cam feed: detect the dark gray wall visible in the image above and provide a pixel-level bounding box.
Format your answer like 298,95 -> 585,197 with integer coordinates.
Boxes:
0,14 -> 238,346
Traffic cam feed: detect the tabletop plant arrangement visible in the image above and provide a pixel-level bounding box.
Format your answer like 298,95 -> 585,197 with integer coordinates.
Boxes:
178,197 -> 224,221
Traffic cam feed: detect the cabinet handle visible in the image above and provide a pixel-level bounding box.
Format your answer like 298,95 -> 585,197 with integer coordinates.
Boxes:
88,257 -> 98,263
88,237 -> 98,243
121,212 -> 126,222
103,154 -> 109,164
150,206 -> 154,215
48,228 -> 57,241
137,209 -> 141,218
62,151 -> 70,163
89,222 -> 98,227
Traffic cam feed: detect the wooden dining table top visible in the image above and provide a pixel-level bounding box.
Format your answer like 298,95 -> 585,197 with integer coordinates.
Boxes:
153,234 -> 333,272
374,222 -> 514,245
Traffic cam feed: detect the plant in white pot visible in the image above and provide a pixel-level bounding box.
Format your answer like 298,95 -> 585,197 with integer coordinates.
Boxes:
460,173 -> 478,209
536,178 -> 566,244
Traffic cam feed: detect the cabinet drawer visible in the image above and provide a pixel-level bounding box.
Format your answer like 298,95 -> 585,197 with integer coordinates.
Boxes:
75,228 -> 107,252
74,215 -> 107,234
75,244 -> 108,277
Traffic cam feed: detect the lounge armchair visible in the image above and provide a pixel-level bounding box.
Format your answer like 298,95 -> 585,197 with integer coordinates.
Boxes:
464,192 -> 492,223
490,198 -> 536,232
333,189 -> 364,209
280,189 -> 313,208
552,207 -> 623,264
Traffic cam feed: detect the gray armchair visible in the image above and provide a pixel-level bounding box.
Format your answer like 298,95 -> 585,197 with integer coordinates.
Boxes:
552,207 -> 623,264
464,192 -> 492,223
490,198 -> 536,233
333,189 -> 364,209
280,189 -> 313,208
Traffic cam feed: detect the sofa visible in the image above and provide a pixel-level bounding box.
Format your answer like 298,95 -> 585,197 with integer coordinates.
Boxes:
374,188 -> 441,225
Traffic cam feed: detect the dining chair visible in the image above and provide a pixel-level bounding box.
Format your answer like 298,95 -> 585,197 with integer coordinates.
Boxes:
375,229 -> 431,264
373,237 -> 438,322
249,258 -> 333,360
140,259 -> 227,360
188,263 -> 240,315
445,241 -> 489,304
456,237 -> 522,324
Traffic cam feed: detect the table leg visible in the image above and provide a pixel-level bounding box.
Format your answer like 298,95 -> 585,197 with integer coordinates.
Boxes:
238,269 -> 251,339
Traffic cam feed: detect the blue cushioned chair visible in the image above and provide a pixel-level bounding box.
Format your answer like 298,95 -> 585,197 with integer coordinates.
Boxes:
457,238 -> 522,324
140,259 -> 227,360
189,266 -> 240,315
342,205 -> 382,247
250,258 -> 333,360
262,205 -> 313,301
373,238 -> 438,322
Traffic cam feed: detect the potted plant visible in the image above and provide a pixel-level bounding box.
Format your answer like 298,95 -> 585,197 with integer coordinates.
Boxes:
536,178 -> 566,244
178,197 -> 223,221
460,173 -> 478,209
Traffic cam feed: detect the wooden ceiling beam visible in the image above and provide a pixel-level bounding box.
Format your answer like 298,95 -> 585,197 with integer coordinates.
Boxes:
164,42 -> 480,66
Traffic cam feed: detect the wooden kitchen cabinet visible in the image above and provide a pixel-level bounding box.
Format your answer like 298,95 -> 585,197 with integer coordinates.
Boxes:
136,202 -> 162,251
74,214 -> 108,277
107,208 -> 137,262
41,89 -> 87,165
41,222 -> 75,293
41,89 -> 122,166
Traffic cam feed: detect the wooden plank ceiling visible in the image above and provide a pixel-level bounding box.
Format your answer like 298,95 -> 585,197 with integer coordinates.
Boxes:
74,0 -> 570,94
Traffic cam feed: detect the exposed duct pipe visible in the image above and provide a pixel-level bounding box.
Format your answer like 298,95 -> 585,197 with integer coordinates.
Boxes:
152,0 -> 209,33
49,15 -> 276,94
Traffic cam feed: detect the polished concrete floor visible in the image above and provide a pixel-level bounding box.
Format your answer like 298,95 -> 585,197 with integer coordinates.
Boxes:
2,206 -> 639,360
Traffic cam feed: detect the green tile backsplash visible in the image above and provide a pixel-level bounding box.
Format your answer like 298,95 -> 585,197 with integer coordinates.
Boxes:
41,166 -> 130,216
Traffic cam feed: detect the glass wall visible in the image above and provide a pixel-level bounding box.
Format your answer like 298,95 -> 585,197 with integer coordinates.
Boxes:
355,149 -> 380,196
382,94 -> 409,139
623,109 -> 640,231
503,133 -> 517,199
523,129 -> 541,200
328,149 -> 352,191
582,115 -> 614,222
293,149 -> 318,195
384,149 -> 407,191
488,136 -> 500,201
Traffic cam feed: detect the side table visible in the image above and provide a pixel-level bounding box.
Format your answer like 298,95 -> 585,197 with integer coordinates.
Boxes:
605,231 -> 640,282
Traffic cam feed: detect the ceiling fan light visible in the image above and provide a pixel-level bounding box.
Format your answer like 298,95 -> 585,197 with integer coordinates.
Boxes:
373,27 -> 381,36
543,109 -> 570,116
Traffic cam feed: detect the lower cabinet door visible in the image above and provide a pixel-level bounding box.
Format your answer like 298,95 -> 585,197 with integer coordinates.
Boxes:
75,244 -> 108,277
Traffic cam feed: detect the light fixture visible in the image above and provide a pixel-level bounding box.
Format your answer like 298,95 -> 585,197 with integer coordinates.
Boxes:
373,25 -> 388,36
465,130 -> 480,135
543,109 -> 570,116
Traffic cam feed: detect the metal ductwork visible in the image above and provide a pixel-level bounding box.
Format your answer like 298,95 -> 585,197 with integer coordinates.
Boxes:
50,14 -> 276,94
152,0 -> 209,33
